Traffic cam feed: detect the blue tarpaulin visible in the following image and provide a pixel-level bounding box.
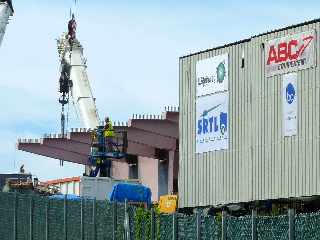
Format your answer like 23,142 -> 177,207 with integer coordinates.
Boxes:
49,194 -> 81,201
108,183 -> 152,206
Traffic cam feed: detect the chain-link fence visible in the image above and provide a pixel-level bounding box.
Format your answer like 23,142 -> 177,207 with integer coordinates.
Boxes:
201,215 -> 221,240
226,215 -> 252,240
295,212 -> 320,240
257,215 -> 289,240
2,192 -> 320,239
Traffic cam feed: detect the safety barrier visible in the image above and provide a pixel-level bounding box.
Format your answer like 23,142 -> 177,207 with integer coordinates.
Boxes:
1,192 -> 320,239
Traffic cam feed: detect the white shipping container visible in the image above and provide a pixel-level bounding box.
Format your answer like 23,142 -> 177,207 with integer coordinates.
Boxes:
80,177 -> 140,200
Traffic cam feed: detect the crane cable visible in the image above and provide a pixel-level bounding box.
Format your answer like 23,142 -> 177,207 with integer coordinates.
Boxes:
66,92 -> 70,133
69,0 -> 78,18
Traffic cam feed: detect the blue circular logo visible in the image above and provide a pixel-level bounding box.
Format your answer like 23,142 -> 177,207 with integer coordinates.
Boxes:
286,83 -> 295,104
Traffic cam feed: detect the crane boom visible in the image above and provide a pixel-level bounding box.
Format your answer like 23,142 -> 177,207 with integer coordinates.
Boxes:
0,1 -> 13,48
57,34 -> 100,129
55,16 -> 127,174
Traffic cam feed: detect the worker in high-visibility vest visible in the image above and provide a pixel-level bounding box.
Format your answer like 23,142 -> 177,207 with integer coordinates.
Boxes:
104,117 -> 114,152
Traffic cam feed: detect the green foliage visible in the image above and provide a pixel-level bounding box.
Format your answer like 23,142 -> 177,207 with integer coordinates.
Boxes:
133,206 -> 163,240
215,211 -> 222,222
134,207 -> 151,240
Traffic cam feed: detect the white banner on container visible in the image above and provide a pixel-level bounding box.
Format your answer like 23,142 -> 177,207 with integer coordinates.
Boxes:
196,53 -> 228,97
196,92 -> 228,153
266,30 -> 316,77
283,72 -> 297,136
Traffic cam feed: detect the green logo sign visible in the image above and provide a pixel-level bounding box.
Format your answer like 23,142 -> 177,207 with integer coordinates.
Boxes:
216,61 -> 226,83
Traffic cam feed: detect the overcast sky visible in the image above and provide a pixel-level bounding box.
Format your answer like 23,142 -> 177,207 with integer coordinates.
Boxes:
1,0 -> 320,180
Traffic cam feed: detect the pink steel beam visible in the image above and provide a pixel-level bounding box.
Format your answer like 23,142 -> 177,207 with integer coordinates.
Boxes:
128,119 -> 178,138
127,127 -> 176,150
162,112 -> 179,123
42,138 -> 90,156
126,141 -> 155,158
17,112 -> 179,164
69,126 -> 176,150
68,132 -> 91,143
66,129 -> 161,157
17,137 -> 156,165
18,142 -> 88,165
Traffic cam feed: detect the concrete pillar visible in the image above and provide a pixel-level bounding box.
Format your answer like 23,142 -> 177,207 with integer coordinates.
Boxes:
138,156 -> 159,201
168,150 -> 179,193
168,150 -> 175,194
112,161 -> 129,179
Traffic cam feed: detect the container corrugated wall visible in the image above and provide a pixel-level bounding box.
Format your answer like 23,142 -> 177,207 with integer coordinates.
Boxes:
179,21 -> 320,208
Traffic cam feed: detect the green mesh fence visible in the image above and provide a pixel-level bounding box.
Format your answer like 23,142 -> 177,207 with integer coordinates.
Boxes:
96,201 -> 113,240
16,194 -> 31,240
295,212 -> 320,240
177,213 -> 197,239
257,215 -> 289,240
201,215 -> 221,240
159,214 -> 173,240
226,216 -> 252,240
66,200 -> 81,240
83,199 -> 95,240
4,192 -> 320,240
32,196 -> 47,240
116,203 -> 125,240
127,205 -> 136,239
48,198 -> 65,240
0,192 -> 15,239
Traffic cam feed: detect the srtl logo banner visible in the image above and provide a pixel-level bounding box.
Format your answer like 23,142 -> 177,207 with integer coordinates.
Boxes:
196,92 -> 229,153
265,30 -> 316,77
